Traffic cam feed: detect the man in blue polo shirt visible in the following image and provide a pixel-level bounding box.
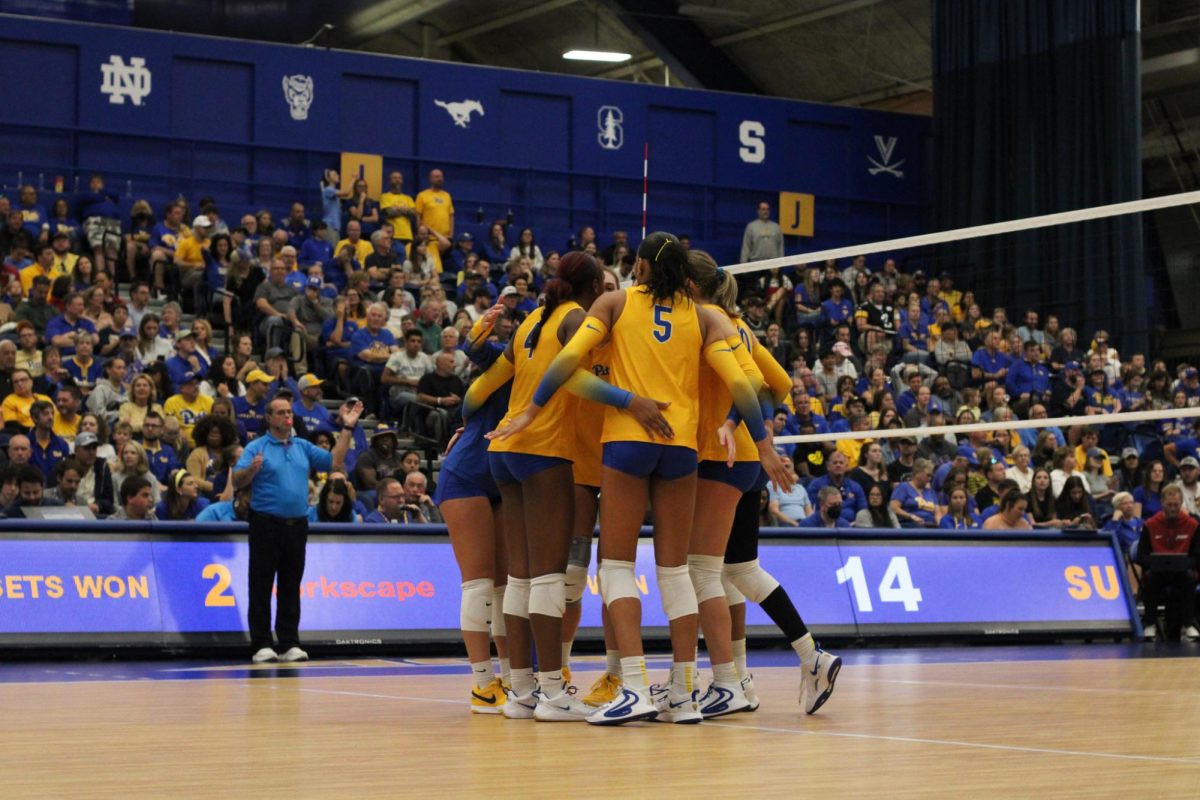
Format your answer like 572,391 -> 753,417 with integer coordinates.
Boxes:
971,328 -> 1010,389
806,451 -> 865,524
28,400 -> 69,488
1005,339 -> 1051,415
45,293 -> 97,359
232,396 -> 363,665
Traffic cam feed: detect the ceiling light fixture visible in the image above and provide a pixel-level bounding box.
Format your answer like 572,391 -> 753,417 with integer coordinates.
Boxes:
562,49 -> 632,62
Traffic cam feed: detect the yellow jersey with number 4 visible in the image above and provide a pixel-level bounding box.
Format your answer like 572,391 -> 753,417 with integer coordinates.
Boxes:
489,301 -> 581,459
602,286 -> 701,450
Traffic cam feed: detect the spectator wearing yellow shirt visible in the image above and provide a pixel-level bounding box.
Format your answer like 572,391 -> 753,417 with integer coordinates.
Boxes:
335,220 -> 374,265
50,231 -> 78,275
380,170 -> 417,245
414,169 -> 454,240
1,369 -> 52,431
173,215 -> 211,301
52,384 -> 83,443
408,224 -> 448,276
164,370 -> 213,445
19,244 -> 64,294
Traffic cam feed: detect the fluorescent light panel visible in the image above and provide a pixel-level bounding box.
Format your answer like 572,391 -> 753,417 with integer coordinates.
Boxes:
562,49 -> 632,62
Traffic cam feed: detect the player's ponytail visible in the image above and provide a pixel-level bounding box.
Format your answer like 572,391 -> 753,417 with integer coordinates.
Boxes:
527,251 -> 601,349
688,249 -> 740,319
637,231 -> 690,303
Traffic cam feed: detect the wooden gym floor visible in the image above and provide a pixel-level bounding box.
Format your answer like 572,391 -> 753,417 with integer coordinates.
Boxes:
0,645 -> 1197,799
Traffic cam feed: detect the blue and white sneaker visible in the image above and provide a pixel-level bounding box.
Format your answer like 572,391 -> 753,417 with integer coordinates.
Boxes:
533,689 -> 592,722
585,686 -> 658,726
502,688 -> 538,720
740,674 -> 760,712
698,680 -> 750,718
803,649 -> 842,715
649,683 -> 702,724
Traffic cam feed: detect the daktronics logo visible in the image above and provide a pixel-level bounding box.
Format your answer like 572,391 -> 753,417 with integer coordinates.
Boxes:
298,575 -> 435,601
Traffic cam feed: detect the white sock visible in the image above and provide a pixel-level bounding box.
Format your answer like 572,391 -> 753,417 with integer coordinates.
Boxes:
671,661 -> 696,695
712,661 -> 738,684
538,668 -> 564,698
511,667 -> 535,696
561,641 -> 572,670
605,649 -> 621,675
620,656 -> 649,691
792,633 -> 817,667
498,657 -> 511,685
471,660 -> 493,690
732,639 -> 748,679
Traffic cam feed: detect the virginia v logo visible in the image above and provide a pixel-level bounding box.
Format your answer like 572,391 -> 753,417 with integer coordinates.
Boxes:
868,135 -> 904,178
597,106 -> 623,150
100,55 -> 152,106
435,99 -> 484,128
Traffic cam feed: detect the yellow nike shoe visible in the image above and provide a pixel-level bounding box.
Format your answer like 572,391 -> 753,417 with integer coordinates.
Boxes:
582,672 -> 622,707
470,677 -> 507,715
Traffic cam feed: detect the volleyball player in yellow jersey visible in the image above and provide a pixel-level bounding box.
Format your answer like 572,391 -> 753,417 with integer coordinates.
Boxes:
564,268 -> 626,706
491,232 -> 792,726
465,252 -> 664,722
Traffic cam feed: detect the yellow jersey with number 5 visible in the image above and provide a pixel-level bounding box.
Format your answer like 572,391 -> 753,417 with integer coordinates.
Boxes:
602,286 -> 701,450
489,301 -> 581,459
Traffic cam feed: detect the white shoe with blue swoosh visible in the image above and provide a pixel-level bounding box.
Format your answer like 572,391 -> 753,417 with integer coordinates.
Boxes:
649,683 -> 702,724
698,680 -> 750,719
502,689 -> 538,720
803,649 -> 842,715
585,687 -> 658,726
533,690 -> 592,722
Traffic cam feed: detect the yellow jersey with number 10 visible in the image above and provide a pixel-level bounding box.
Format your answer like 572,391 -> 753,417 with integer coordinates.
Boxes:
602,286 -> 701,450
489,301 -> 581,460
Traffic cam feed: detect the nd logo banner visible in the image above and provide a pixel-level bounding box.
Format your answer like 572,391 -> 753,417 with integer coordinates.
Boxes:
340,153 -> 383,199
778,192 -> 814,237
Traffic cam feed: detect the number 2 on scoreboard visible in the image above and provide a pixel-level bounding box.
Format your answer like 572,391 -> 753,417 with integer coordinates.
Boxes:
203,563 -> 236,607
836,556 -> 922,612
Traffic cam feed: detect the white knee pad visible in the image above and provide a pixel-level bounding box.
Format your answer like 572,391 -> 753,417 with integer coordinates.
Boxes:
459,578 -> 495,633
687,554 -> 726,604
722,573 -> 747,606
528,573 -> 566,618
491,585 -> 507,638
724,559 -> 780,605
503,576 -> 531,619
598,559 -> 639,606
565,563 -> 588,605
657,563 -> 699,621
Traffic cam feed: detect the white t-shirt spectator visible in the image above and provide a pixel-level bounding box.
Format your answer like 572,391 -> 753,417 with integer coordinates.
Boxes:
384,349 -> 433,387
768,482 -> 812,524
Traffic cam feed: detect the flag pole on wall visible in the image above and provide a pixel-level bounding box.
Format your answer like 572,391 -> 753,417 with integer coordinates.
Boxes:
641,142 -> 649,241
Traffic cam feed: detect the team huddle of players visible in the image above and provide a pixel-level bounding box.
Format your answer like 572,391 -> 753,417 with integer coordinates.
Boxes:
434,232 -> 840,725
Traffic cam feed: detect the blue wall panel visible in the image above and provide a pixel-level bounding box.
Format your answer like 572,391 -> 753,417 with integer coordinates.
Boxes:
170,58 -> 253,143
0,14 -> 932,261
0,39 -> 77,125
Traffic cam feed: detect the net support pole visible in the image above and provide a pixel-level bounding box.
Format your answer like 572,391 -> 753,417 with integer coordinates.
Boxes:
641,142 -> 649,241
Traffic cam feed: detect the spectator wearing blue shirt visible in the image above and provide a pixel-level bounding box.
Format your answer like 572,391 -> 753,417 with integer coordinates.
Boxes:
320,170 -> 351,238
155,469 -> 212,521
139,411 -> 179,486
807,451 -> 865,524
350,304 -> 398,386
1103,492 -> 1143,553
820,281 -> 853,330
232,396 -> 364,663
362,476 -> 404,524
63,335 -> 103,392
28,400 -> 69,488
939,485 -> 981,529
767,462 -> 811,525
799,486 -> 851,528
1165,423 -> 1200,470
1083,368 -> 1122,415
1133,460 -> 1167,520
292,374 -> 334,433
283,202 -> 312,250
16,185 -> 48,244
1018,403 -> 1065,449
970,329 -> 1010,389
232,370 -> 273,441
448,233 -> 477,272
149,202 -> 186,298
890,459 -> 941,527
45,293 -> 98,359
1005,340 -> 1051,414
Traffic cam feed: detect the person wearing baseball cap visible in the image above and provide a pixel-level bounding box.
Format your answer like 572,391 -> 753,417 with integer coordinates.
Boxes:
163,365 -> 213,446
355,422 -> 404,490
262,346 -> 300,401
1171,456 -> 1200,516
292,374 -> 333,433
172,214 -> 210,303
71,431 -> 115,516
233,369 -> 274,440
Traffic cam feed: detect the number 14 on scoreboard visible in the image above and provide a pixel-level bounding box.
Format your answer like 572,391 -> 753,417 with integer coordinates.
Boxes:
836,556 -> 923,612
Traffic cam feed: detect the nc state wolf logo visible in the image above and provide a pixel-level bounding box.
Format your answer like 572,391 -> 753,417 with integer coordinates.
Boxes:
435,99 -> 484,128
282,75 -> 314,121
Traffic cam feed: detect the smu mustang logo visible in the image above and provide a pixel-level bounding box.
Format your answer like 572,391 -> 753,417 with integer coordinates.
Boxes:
597,105 -> 624,150
100,55 -> 152,106
867,135 -> 904,178
435,99 -> 484,128
282,75 -> 314,121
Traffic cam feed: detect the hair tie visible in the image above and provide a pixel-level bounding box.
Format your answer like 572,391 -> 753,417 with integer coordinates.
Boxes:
173,470 -> 190,490
654,240 -> 670,262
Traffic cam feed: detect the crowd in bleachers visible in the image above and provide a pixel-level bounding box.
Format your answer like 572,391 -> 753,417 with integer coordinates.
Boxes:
1,172 -> 1199,542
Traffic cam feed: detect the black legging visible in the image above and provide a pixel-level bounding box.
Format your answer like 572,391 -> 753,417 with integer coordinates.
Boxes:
725,489 -> 809,641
